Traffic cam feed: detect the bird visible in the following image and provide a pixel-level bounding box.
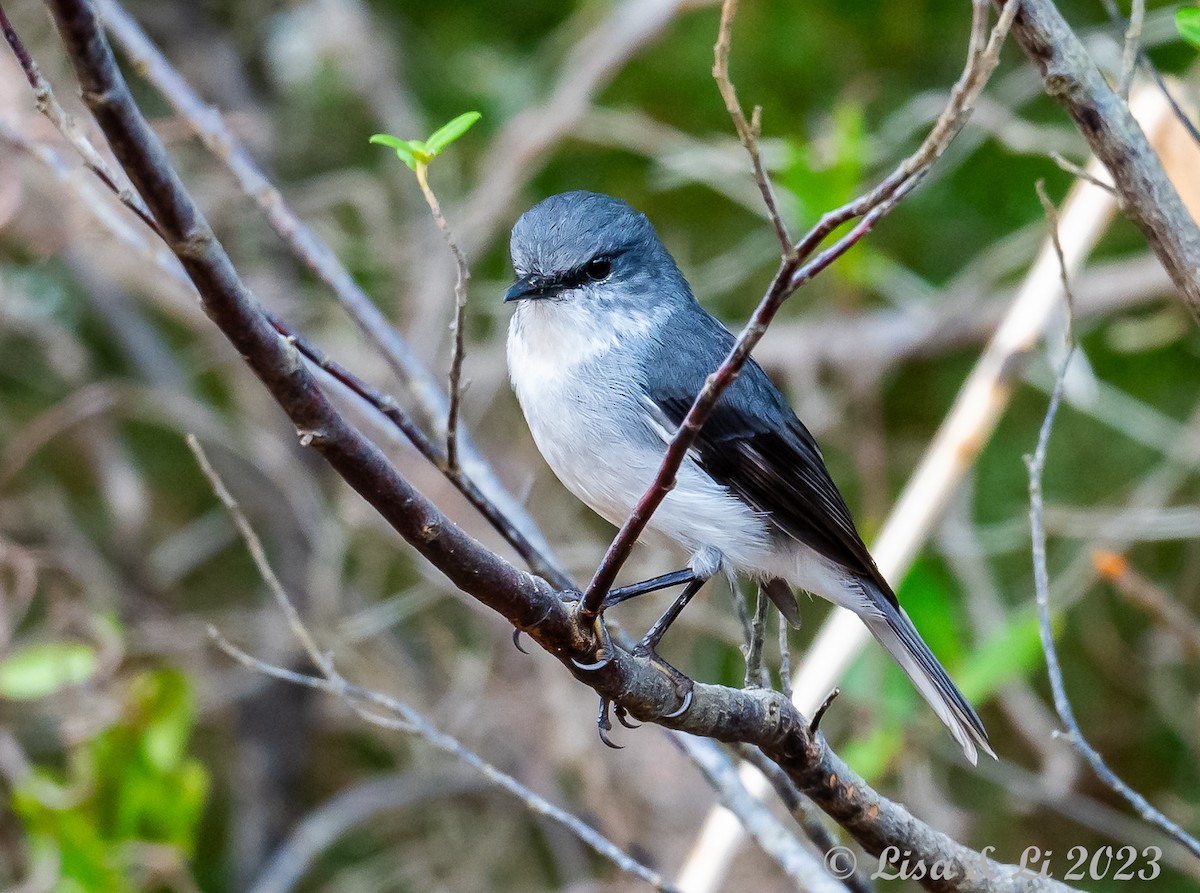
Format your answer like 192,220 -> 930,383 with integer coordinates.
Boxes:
503,190 -> 993,764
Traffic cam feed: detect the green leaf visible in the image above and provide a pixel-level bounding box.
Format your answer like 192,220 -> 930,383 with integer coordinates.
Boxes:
425,111 -> 482,155
1178,9 -> 1200,50
370,133 -> 427,170
0,642 -> 97,700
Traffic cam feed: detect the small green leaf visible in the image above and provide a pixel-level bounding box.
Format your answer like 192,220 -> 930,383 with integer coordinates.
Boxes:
425,111 -> 482,156
0,642 -> 98,700
370,133 -> 418,170
1178,9 -> 1200,50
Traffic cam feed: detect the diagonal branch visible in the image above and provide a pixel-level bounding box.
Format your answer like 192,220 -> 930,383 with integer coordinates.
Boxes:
580,0 -> 1017,615
94,0 -> 568,585
1004,0 -> 1200,322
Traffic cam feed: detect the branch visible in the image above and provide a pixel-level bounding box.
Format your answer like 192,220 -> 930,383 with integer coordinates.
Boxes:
412,162 -> 470,472
580,0 -> 1016,615
1029,357 -> 1200,862
1004,0 -> 1200,323
94,0 -> 568,585
34,2 -> 1080,888
711,0 -> 791,254
188,434 -> 679,893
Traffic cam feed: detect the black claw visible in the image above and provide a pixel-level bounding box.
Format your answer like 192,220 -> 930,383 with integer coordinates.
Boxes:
809,686 -> 841,734
662,686 -> 693,719
614,704 -> 641,729
597,698 -> 624,749
571,616 -> 617,672
512,629 -> 529,654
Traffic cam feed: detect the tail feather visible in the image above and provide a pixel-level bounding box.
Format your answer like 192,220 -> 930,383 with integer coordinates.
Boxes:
860,586 -> 994,765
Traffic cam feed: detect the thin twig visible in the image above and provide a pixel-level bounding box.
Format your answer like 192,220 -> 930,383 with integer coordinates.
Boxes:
1117,0 -> 1144,100
413,162 -> 471,472
0,1 -> 160,237
1034,181 -> 1076,326
1048,152 -> 1118,196
743,586 -> 769,689
1027,197 -> 1200,858
712,0 -> 791,254
1028,357 -> 1200,861
1098,0 -> 1200,147
580,0 -> 1016,615
190,441 -> 679,892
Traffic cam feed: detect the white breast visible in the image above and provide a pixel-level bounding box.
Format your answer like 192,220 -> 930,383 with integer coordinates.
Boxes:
507,302 -> 775,573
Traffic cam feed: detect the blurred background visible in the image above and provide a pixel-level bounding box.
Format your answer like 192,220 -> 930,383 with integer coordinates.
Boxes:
1,0 -> 1199,890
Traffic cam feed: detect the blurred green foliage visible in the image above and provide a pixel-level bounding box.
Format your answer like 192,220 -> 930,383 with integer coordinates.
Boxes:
12,669 -> 208,892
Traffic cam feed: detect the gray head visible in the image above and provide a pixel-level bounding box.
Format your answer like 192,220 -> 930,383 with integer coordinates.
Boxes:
504,191 -> 690,311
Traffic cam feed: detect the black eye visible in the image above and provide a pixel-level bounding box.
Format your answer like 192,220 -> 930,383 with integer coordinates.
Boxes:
585,257 -> 612,281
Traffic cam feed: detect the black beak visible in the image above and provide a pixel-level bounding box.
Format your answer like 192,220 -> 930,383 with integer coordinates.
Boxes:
503,273 -> 555,303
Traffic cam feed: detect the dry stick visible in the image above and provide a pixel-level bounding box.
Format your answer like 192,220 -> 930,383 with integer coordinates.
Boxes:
412,161 -> 470,472
1028,360 -> 1200,861
187,437 -> 680,893
711,0 -> 792,254
579,0 -> 1016,618
95,0 -> 568,584
1006,0 -> 1200,323
34,3 -> 1081,889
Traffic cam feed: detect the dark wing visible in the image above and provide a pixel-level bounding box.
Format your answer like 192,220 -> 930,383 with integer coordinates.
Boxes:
644,307 -> 897,606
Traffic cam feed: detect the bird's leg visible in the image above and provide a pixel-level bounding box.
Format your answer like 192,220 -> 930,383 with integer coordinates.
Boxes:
628,576 -> 708,718
634,576 -> 706,654
602,568 -> 698,608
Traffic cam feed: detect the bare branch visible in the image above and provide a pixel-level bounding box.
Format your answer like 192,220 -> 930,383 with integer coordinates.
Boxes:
412,162 -> 471,472
580,0 -> 1017,615
711,0 -> 791,254
1028,355 -> 1200,861
1006,0 -> 1200,322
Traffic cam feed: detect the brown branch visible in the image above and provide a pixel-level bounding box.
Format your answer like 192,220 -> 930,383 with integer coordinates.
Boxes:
94,0 -> 568,584
1003,0 -> 1200,323
580,0 -> 1017,615
31,2 -> 1080,888
712,0 -> 791,254
263,312 -> 571,590
413,162 -> 470,473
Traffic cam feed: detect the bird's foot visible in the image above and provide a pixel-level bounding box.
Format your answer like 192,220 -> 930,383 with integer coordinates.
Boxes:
596,698 -> 623,749
570,613 -> 617,672
632,642 -> 694,720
